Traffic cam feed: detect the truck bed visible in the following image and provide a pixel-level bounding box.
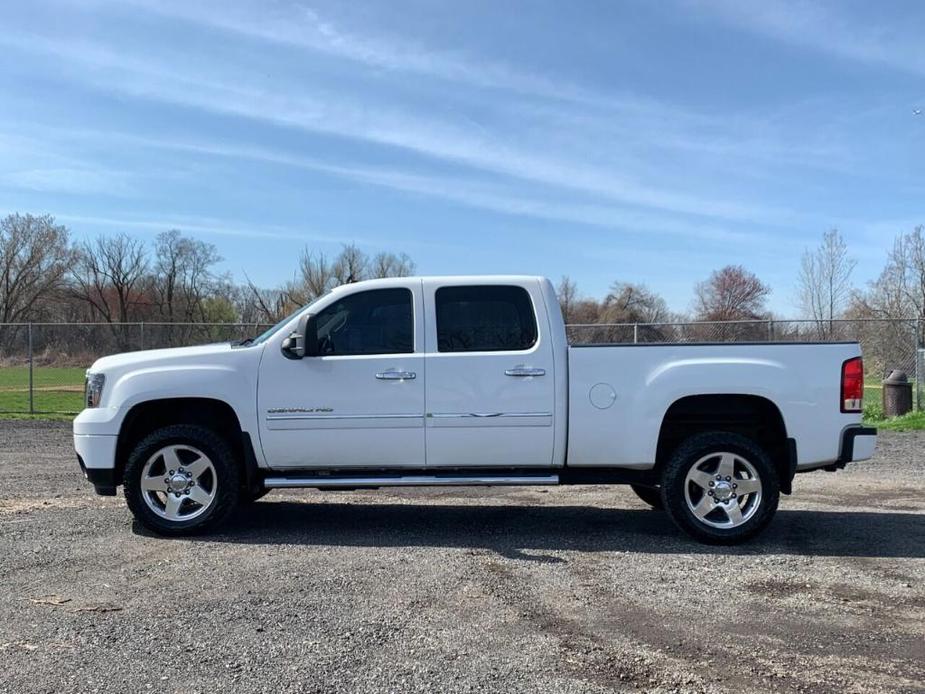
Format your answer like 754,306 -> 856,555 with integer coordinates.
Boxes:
566,341 -> 864,469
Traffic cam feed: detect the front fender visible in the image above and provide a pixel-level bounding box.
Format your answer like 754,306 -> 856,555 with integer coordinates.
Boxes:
74,364 -> 259,442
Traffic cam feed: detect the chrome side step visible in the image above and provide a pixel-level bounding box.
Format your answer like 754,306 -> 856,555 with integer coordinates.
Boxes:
263,473 -> 560,489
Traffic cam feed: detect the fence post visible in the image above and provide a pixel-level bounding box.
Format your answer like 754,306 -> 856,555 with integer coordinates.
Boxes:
28,322 -> 33,415
767,320 -> 774,342
140,322 -> 145,351
917,318 -> 922,411
633,323 -> 638,344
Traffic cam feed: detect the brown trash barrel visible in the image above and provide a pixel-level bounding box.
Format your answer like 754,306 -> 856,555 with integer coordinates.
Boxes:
882,370 -> 913,417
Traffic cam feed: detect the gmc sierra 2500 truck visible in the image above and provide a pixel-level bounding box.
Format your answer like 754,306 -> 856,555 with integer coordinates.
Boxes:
74,275 -> 876,544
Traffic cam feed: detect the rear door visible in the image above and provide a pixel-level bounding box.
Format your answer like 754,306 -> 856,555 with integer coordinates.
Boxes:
423,280 -> 556,468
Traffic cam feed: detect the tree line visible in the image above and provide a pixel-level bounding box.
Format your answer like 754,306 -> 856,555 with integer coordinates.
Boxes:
559,227 -> 925,334
0,213 -> 415,331
1,212 -> 923,332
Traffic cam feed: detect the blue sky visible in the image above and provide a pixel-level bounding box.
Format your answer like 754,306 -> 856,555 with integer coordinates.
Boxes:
0,0 -> 922,314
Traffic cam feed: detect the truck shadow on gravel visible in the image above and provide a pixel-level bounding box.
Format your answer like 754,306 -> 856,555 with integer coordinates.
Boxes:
168,502 -> 925,559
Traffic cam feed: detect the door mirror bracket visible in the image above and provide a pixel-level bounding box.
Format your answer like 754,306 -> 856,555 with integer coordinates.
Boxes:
281,313 -> 316,360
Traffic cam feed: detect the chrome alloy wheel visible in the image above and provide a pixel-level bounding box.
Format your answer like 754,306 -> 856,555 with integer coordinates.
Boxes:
140,445 -> 217,522
684,452 -> 762,529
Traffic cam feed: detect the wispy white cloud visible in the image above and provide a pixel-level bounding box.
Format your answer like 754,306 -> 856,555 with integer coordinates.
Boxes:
1,167 -> 132,195
0,31 -> 798,229
690,0 -> 925,76
104,0 -> 857,175
44,210 -> 461,253
12,124 -> 787,248
97,0 -> 646,111
53,212 -> 314,240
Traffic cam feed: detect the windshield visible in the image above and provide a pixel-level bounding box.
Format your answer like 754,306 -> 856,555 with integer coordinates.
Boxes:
248,293 -> 329,346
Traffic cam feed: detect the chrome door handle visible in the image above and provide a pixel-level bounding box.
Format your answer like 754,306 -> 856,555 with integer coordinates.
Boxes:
505,367 -> 545,377
376,370 -> 416,380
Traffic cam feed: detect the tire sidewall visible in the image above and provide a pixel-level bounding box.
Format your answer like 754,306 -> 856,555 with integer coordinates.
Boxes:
124,425 -> 240,536
630,484 -> 664,510
660,432 -> 780,544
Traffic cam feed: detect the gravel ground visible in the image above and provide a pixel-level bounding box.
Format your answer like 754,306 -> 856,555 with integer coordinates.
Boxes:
1,421 -> 923,694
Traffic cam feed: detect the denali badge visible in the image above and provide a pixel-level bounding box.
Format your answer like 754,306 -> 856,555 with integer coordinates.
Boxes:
266,407 -> 334,414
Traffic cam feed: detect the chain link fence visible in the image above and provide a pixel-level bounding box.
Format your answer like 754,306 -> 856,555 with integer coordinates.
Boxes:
0,319 -> 920,414
568,318 -> 923,410
0,322 -> 272,414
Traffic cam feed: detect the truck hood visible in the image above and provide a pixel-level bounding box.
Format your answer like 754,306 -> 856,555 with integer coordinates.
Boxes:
89,342 -> 237,373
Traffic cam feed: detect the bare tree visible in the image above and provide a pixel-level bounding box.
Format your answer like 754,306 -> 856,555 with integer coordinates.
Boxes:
694,265 -> 771,322
332,243 -> 368,284
293,250 -> 336,304
370,251 -> 415,279
864,226 -> 925,319
797,229 -> 856,337
598,281 -> 672,342
556,276 -> 579,324
287,243 -> 416,307
0,213 -> 73,323
601,282 -> 670,324
152,230 -> 222,323
70,234 -> 149,347
243,273 -> 290,325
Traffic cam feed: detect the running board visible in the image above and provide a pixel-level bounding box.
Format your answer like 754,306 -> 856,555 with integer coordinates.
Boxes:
263,473 -> 560,489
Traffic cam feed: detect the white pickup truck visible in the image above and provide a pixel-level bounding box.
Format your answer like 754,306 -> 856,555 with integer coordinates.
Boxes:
73,275 -> 876,543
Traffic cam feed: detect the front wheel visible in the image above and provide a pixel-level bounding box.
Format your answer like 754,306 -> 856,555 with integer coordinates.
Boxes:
124,424 -> 241,536
630,484 -> 663,509
660,432 -> 779,544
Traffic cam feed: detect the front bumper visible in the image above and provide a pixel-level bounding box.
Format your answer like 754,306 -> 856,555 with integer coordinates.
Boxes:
74,432 -> 118,496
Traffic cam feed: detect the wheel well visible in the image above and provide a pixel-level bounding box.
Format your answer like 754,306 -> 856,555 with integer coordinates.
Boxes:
115,398 -> 256,489
656,394 -> 794,493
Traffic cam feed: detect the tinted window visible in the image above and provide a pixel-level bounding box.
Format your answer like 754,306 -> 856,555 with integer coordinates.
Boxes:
314,288 -> 413,355
436,285 -> 537,352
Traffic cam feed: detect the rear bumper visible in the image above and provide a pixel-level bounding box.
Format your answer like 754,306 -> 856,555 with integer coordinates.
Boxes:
839,426 -> 878,464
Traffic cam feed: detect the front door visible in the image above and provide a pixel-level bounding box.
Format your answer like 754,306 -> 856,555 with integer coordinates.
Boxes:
423,280 -> 556,468
257,283 -> 426,468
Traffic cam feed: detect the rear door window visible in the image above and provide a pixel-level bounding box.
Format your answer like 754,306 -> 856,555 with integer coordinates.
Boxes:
435,285 -> 537,352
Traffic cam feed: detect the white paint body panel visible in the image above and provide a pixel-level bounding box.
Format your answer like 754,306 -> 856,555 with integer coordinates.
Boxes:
73,341 -> 267,463
256,278 -> 426,468
72,274 -> 874,476
566,342 -> 866,469
421,277 -> 558,468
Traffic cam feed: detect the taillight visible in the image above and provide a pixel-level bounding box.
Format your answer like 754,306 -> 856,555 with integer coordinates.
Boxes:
841,357 -> 863,413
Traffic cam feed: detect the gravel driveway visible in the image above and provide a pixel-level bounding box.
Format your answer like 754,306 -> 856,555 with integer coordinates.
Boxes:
1,421 -> 923,693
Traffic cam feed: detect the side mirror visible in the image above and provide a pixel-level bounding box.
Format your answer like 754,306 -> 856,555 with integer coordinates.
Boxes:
281,313 -> 314,360
303,314 -> 319,357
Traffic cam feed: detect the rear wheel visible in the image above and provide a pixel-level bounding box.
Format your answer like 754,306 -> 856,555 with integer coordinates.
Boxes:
124,424 -> 240,536
630,484 -> 663,509
660,432 -> 779,544
241,487 -> 271,504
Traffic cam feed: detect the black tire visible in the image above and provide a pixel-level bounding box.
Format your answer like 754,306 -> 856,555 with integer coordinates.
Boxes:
660,432 -> 779,545
241,487 -> 271,504
124,424 -> 241,536
630,484 -> 663,509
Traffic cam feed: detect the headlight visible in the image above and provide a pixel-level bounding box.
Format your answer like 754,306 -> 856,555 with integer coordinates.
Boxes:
85,372 -> 106,408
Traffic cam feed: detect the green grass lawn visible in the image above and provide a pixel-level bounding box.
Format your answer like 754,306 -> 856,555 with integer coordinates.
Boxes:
867,410 -> 925,431
0,366 -> 85,414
